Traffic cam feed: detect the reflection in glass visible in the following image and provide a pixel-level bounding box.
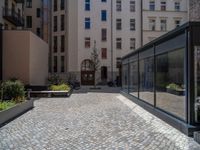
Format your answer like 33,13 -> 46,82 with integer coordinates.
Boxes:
122,64 -> 129,92
195,46 -> 200,122
129,61 -> 138,97
139,57 -> 154,105
156,48 -> 186,120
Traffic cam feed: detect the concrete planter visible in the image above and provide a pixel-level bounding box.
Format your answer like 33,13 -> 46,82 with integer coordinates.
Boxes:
166,88 -> 185,96
0,100 -> 34,126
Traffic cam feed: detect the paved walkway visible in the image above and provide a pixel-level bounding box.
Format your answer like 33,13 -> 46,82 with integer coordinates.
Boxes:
0,88 -> 200,149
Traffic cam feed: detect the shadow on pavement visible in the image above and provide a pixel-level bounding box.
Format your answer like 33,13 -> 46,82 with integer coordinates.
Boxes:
73,86 -> 121,94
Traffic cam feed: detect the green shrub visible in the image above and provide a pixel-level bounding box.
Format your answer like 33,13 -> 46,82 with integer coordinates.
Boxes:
50,84 -> 71,91
47,75 -> 63,85
2,80 -> 25,102
166,83 -> 183,91
0,101 -> 16,111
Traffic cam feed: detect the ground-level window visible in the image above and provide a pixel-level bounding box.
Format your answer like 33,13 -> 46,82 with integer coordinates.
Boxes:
139,57 -> 154,105
122,64 -> 128,92
129,61 -> 138,97
156,48 -> 186,120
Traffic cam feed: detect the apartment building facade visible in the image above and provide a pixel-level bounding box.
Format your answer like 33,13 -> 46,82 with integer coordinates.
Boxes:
38,0 -> 188,85
142,0 -> 188,45
65,0 -> 143,85
0,0 -> 24,30
24,0 -> 51,43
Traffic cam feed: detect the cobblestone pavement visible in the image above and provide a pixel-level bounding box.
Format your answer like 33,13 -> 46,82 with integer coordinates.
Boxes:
0,89 -> 200,149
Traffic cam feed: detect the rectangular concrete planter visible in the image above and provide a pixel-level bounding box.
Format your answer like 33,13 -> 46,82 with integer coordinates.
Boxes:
0,100 -> 34,126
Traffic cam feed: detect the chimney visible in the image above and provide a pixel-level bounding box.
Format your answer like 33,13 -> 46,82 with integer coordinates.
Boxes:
188,0 -> 200,21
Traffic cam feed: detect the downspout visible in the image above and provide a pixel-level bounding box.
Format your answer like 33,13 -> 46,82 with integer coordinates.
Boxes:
0,24 -> 2,81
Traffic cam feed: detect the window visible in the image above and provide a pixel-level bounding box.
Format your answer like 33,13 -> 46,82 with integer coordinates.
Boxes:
61,35 -> 65,52
53,36 -> 57,52
175,2 -> 180,11
156,48 -> 186,120
130,38 -> 136,50
85,18 -> 91,29
54,16 -> 57,32
175,20 -> 181,28
116,0 -> 122,11
37,8 -> 40,18
102,0 -> 107,2
102,29 -> 107,41
139,56 -> 154,105
53,56 -> 57,73
26,0 -> 32,8
36,28 -> 41,37
61,0 -> 65,10
149,1 -> 155,11
194,46 -> 200,122
61,15 -> 65,31
129,61 -> 138,97
130,1 -> 135,12
101,48 -> 107,59
116,19 -> 122,30
149,19 -> 156,31
161,1 -> 166,11
122,64 -> 128,92
61,56 -> 65,73
116,38 -> 122,49
54,0 -> 57,11
85,37 -> 90,48
101,10 -> 107,21
160,19 -> 167,31
26,16 -> 32,28
130,19 -> 135,31
85,0 -> 90,11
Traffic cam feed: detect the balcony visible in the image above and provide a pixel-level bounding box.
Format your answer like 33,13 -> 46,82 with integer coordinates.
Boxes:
3,7 -> 24,26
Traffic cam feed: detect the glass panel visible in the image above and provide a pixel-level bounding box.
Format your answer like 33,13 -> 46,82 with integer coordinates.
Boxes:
195,46 -> 200,123
129,61 -> 138,97
139,57 -> 154,105
122,64 -> 129,92
156,48 -> 186,120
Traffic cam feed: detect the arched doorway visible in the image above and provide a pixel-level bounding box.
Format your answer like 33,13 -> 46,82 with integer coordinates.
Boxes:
101,66 -> 107,82
81,59 -> 95,85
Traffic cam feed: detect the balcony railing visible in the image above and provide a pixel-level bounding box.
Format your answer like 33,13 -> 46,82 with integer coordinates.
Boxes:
3,7 -> 24,26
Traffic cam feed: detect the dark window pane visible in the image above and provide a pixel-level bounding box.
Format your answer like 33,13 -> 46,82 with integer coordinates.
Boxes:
156,48 -> 186,120
139,57 -> 154,105
122,64 -> 128,92
101,10 -> 107,21
195,46 -> 200,123
129,61 -> 138,97
37,8 -> 40,18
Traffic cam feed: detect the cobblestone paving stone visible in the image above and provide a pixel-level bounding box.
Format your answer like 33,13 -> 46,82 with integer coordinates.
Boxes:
0,90 -> 200,150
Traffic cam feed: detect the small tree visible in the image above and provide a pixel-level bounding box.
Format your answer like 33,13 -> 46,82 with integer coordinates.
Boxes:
90,41 -> 100,88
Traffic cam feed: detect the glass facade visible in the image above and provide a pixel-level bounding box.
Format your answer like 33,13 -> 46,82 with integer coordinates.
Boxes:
121,22 -> 200,136
156,48 -> 186,120
139,57 -> 154,105
122,64 -> 128,93
129,61 -> 138,97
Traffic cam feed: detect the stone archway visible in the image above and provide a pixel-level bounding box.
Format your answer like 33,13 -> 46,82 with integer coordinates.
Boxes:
81,59 -> 95,85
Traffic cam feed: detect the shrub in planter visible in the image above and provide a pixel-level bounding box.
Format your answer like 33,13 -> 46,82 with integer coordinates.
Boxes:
47,75 -> 64,85
2,80 -> 25,103
50,84 -> 71,92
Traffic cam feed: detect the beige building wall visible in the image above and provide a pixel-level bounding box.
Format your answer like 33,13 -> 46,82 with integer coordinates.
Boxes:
29,32 -> 49,85
3,30 -> 48,85
142,0 -> 188,45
